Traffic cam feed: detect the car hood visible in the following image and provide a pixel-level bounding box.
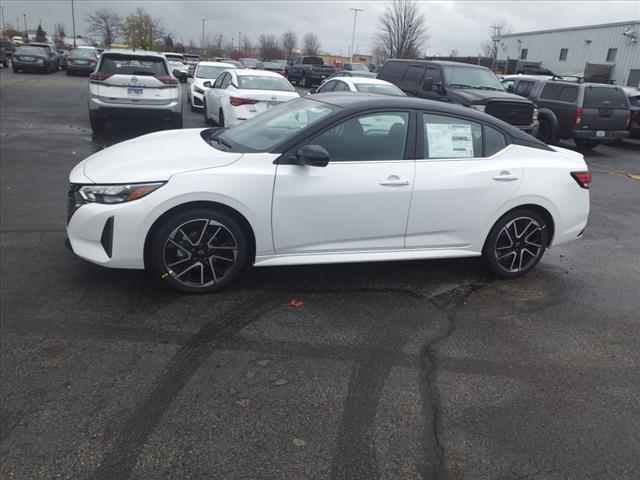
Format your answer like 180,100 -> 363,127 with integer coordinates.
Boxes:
74,129 -> 242,184
451,88 -> 532,104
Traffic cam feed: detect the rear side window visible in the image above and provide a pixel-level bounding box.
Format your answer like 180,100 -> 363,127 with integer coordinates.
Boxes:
422,114 -> 482,159
99,55 -> 167,76
557,86 -> 578,102
540,83 -> 562,100
583,87 -> 629,108
483,125 -> 507,156
380,61 -> 409,82
403,66 -> 425,87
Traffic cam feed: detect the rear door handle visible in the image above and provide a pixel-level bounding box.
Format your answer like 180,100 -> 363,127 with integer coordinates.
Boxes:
380,175 -> 410,186
493,171 -> 519,182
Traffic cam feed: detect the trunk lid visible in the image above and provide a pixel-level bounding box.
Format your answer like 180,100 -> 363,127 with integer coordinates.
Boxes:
96,74 -> 177,105
580,85 -> 630,131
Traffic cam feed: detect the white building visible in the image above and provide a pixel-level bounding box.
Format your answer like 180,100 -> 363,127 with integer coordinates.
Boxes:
497,21 -> 640,87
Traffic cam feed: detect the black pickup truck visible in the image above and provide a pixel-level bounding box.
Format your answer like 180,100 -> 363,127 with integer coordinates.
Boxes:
285,56 -> 337,88
378,60 -> 539,136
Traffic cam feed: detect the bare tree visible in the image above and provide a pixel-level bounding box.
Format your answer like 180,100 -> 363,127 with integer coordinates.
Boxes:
302,32 -> 320,56
257,33 -> 283,60
122,8 -> 164,50
480,18 -> 511,65
212,34 -> 224,57
281,31 -> 297,60
86,8 -> 122,48
374,0 -> 429,61
53,23 -> 66,42
240,35 -> 253,55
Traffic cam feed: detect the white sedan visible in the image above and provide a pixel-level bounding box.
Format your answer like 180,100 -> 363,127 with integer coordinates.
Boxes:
314,76 -> 406,96
66,94 -> 590,293
186,61 -> 237,111
203,69 -> 298,127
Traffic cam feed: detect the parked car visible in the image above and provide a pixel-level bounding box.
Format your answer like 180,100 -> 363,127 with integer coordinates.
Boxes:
239,58 -> 260,69
66,94 -> 590,293
12,45 -> 57,73
343,63 -> 369,72
321,70 -> 377,83
378,60 -> 539,136
312,77 -> 405,96
187,61 -> 237,111
27,42 -> 62,70
0,46 -> 7,68
622,87 -> 640,139
0,37 -> 14,63
203,68 -> 298,127
183,53 -> 201,73
285,56 -> 338,88
164,53 -> 189,82
88,50 -> 182,133
65,48 -> 98,75
256,61 -> 286,76
501,75 -> 631,149
369,64 -> 382,74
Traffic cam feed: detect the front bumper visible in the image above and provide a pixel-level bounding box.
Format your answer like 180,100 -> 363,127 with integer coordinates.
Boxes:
573,129 -> 629,141
13,61 -> 48,71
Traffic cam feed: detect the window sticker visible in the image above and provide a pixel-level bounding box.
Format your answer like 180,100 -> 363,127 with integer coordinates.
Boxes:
427,123 -> 475,158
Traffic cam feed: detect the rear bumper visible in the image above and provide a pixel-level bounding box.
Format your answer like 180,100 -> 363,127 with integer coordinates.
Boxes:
67,64 -> 95,74
12,62 -> 49,71
90,107 -> 182,121
573,129 -> 629,141
89,95 -> 181,114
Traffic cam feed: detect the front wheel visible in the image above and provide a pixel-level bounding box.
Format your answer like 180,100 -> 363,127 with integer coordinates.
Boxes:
482,209 -> 548,278
149,208 -> 249,293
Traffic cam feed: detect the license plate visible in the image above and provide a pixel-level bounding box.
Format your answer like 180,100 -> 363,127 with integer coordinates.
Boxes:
595,130 -> 605,137
267,101 -> 280,109
74,60 -> 88,65
20,56 -> 35,62
127,87 -> 143,95
320,75 -> 326,79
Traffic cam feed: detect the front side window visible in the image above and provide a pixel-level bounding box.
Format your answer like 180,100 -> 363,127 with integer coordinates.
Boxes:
559,48 -> 568,61
220,73 -> 232,89
422,113 -> 482,159
213,72 -> 226,88
310,111 -> 409,161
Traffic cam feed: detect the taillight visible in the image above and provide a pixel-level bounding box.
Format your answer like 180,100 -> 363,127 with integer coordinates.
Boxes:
573,107 -> 583,128
155,75 -> 179,85
89,71 -> 113,81
571,171 -> 591,189
230,96 -> 258,106
36,56 -> 47,61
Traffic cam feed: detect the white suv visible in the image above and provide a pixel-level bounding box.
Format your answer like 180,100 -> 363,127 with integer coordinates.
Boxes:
88,50 -> 183,134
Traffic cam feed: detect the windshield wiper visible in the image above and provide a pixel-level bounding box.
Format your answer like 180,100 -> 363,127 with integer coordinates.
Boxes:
210,135 -> 232,150
475,86 -> 503,91
448,83 -> 476,89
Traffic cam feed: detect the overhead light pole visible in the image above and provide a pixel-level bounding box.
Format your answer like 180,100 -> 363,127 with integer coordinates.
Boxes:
201,17 -> 205,51
71,0 -> 77,47
238,31 -> 242,51
348,7 -> 363,62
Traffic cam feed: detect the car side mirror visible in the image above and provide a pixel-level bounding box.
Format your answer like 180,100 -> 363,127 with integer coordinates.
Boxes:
172,69 -> 184,79
422,77 -> 433,91
203,81 -> 212,88
309,87 -> 317,94
506,84 -> 514,93
297,145 -> 329,167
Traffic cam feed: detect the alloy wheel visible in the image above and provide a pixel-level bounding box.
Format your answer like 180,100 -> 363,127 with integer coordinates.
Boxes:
494,216 -> 544,273
162,218 -> 238,288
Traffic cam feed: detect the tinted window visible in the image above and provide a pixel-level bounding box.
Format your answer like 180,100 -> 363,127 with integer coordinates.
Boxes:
540,83 -> 563,100
311,112 -> 409,161
502,79 -> 515,92
403,66 -> 425,86
220,73 -> 231,88
99,55 -> 167,75
302,57 -> 323,65
515,80 -> 535,96
213,72 -> 226,88
557,86 -> 578,102
583,86 -> 628,108
484,125 -> 507,156
237,75 -> 294,91
422,114 -> 482,159
381,61 -> 409,82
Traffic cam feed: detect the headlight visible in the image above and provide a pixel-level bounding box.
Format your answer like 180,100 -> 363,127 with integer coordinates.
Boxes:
533,108 -> 539,121
194,86 -> 205,94
470,105 -> 486,112
78,182 -> 165,204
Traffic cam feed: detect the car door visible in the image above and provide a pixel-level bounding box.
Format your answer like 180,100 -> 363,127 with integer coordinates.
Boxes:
405,112 -> 523,249
209,72 -> 229,121
272,110 -> 415,254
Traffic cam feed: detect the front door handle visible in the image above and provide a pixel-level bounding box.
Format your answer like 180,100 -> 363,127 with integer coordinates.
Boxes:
493,171 -> 519,182
380,175 -> 410,187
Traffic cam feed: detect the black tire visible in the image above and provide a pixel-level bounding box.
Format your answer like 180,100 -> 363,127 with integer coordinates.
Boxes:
170,114 -> 183,129
89,114 -> 106,134
203,101 -> 214,125
12,67 -> 19,73
482,209 -> 549,278
537,118 -> 553,144
2,60 -> 7,68
218,109 -> 225,127
149,208 -> 250,293
575,139 -> 598,151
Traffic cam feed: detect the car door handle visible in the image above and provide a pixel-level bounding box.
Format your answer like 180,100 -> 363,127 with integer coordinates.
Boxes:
493,171 -> 519,181
380,176 -> 410,187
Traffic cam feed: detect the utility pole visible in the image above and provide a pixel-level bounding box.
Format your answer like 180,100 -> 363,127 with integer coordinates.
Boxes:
238,31 -> 241,51
0,6 -> 5,33
201,18 -> 205,51
23,13 -> 27,41
490,24 -> 502,70
348,8 -> 363,63
71,0 -> 77,47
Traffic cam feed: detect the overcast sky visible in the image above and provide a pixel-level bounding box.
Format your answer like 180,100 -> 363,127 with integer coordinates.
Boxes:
2,1 -> 638,55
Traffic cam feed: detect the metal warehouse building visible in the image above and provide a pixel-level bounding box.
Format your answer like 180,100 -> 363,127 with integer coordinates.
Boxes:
497,21 -> 640,86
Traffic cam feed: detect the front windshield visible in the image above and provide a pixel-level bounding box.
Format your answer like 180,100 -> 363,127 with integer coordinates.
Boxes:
355,83 -> 405,96
237,75 -> 294,91
216,97 -> 337,152
15,47 -> 47,55
196,65 -> 231,79
349,63 -> 368,71
442,66 -> 505,90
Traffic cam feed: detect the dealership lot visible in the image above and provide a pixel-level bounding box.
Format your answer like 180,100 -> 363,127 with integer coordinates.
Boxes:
1,69 -> 639,479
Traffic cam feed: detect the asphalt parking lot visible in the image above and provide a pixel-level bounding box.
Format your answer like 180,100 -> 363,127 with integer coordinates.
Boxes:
1,68 -> 639,480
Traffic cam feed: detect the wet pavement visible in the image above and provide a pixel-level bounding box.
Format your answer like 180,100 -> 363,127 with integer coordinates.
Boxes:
1,68 -> 639,480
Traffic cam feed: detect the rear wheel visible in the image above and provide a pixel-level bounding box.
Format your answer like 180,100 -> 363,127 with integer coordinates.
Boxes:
575,139 -> 598,151
89,113 -> 106,134
537,118 -> 553,144
482,209 -> 548,278
149,208 -> 249,293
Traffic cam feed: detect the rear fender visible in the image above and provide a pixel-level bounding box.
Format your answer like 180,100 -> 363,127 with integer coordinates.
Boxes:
537,108 -> 559,144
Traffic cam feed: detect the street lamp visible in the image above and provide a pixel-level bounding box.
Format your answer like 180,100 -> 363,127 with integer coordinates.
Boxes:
348,8 -> 363,63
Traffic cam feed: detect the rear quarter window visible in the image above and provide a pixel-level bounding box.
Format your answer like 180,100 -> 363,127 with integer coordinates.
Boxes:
539,83 -> 563,100
402,66 -> 426,86
557,86 -> 578,102
583,87 -> 629,108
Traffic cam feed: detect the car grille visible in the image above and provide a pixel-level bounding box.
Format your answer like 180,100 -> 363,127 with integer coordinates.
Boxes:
486,102 -> 534,127
67,184 -> 83,224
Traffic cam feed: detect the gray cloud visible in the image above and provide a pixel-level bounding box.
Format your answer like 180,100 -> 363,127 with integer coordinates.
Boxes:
2,0 -> 636,55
